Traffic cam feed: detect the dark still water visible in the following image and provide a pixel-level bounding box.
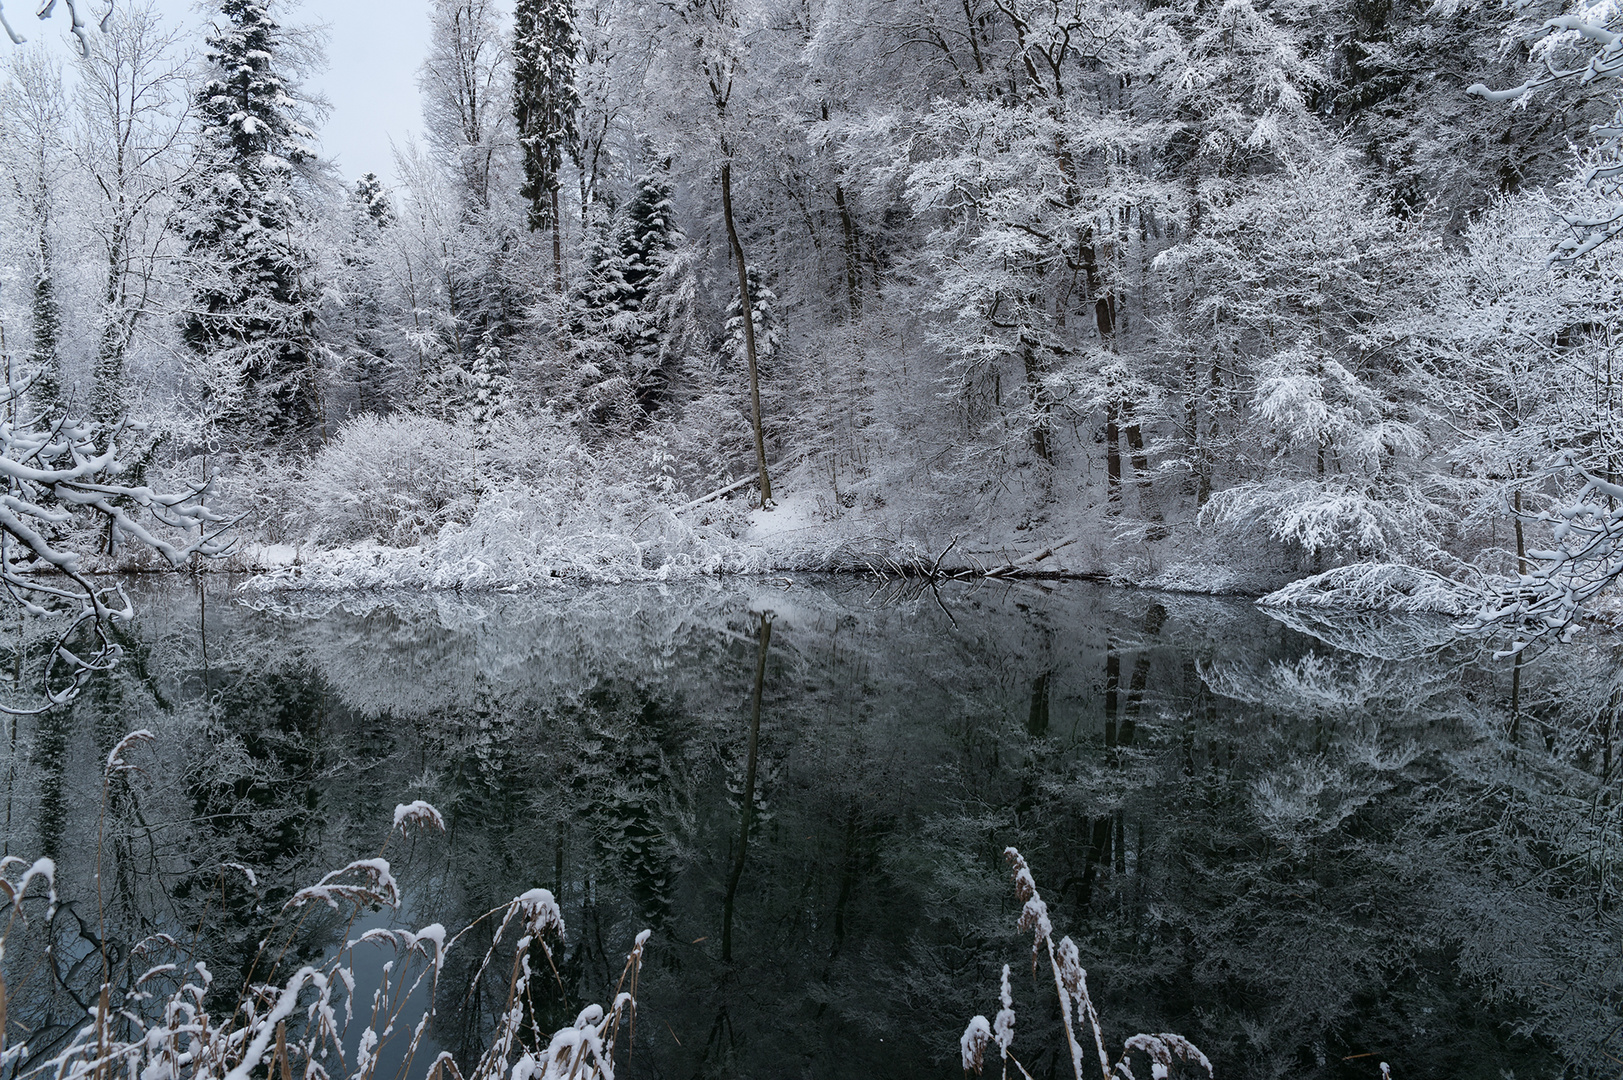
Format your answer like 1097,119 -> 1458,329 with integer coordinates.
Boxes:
1,578 -> 1618,1079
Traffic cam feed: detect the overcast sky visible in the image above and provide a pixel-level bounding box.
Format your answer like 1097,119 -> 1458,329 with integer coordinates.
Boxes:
21,0 -> 433,185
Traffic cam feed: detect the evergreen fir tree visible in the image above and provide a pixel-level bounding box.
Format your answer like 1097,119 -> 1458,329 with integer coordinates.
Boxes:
569,209 -> 636,346
619,166 -> 677,362
563,208 -> 638,426
354,171 -> 395,228
180,0 -> 323,445
559,172 -> 679,423
513,0 -> 579,286
465,329 -> 509,437
28,236 -> 62,415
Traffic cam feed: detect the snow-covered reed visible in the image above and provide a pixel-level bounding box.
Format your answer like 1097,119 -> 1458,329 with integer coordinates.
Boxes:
961,848 -> 1213,1080
0,731 -> 649,1080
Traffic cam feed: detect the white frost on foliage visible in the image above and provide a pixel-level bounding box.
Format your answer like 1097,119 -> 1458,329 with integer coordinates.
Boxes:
1258,563 -> 1477,614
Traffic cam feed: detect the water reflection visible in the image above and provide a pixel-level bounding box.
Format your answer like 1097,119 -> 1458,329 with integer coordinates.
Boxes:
0,578 -> 1618,1078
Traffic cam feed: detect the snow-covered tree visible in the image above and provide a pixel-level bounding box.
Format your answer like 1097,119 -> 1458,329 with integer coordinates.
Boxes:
620,164 -> 676,356
73,0 -> 193,424
0,47 -> 67,415
660,0 -> 776,504
422,0 -> 510,215
513,0 -> 580,287
464,327 -> 509,436
179,0 -> 324,444
325,172 -> 402,417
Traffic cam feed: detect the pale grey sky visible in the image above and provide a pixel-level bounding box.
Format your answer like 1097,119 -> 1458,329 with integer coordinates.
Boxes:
22,0 -> 433,185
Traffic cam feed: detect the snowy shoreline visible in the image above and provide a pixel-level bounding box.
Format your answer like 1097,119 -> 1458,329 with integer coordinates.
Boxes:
78,539 -> 1487,619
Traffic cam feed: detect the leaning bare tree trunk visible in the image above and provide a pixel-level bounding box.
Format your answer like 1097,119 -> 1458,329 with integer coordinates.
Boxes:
720,157 -> 773,507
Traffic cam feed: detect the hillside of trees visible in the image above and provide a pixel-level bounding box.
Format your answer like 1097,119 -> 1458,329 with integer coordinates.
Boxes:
5,0 -> 1623,615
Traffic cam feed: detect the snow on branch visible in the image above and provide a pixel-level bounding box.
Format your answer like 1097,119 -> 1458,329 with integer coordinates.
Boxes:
1469,12 -> 1623,262
1,0 -> 107,56
1474,457 -> 1623,650
0,366 -> 234,712
1259,564 -> 1477,615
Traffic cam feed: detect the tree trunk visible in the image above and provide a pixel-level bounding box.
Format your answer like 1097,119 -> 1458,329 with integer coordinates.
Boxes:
550,186 -> 563,292
1103,641 -> 1120,745
1022,341 -> 1052,462
1105,397 -> 1122,510
1122,400 -> 1161,524
1514,485 -> 1527,576
834,182 -> 861,319
720,159 -> 774,507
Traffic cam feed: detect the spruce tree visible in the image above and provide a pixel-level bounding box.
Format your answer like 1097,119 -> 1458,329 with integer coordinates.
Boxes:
513,0 -> 579,288
180,0 -> 323,444
620,167 -> 676,362
354,171 -> 395,228
27,235 -> 62,415
465,329 -> 509,437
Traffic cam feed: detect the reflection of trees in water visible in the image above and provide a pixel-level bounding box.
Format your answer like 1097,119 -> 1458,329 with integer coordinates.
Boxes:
6,581 -> 1623,1077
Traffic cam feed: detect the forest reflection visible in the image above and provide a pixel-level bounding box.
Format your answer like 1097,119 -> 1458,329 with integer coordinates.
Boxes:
1,578 -> 1617,1079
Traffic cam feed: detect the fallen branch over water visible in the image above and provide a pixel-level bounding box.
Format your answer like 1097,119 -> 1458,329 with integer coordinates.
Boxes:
860,533 -> 1101,582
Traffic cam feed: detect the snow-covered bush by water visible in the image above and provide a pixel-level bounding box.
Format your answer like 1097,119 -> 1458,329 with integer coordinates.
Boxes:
303,414 -> 479,547
1258,563 -> 1477,615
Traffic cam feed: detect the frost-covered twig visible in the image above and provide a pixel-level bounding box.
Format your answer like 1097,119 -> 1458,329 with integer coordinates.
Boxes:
1469,14 -> 1623,262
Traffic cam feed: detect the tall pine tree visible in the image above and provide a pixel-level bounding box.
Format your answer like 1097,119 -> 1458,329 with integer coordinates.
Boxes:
513,0 -> 579,289
180,0 -> 323,444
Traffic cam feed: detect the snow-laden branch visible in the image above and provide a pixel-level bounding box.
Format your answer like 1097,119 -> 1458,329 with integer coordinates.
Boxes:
1470,13 -> 1623,263
0,374 -> 232,712
1473,456 -> 1623,649
0,0 -> 110,56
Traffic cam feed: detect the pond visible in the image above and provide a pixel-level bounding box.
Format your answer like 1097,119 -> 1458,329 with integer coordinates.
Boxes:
0,577 -> 1617,1079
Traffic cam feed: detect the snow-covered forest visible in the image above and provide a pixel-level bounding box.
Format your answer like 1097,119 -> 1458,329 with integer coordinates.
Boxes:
7,0 -> 1623,627
11,2 -> 1623,1076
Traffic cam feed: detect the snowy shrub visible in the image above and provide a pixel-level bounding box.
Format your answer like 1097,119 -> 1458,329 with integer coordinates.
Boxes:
1200,479 -> 1443,566
303,414 -> 478,547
